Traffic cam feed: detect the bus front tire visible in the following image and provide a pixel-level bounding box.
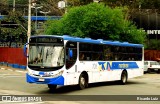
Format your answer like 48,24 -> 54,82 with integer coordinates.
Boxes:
78,73 -> 88,90
120,70 -> 128,85
48,84 -> 57,91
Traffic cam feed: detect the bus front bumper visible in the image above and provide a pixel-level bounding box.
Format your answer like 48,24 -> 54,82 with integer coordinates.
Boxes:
26,73 -> 64,85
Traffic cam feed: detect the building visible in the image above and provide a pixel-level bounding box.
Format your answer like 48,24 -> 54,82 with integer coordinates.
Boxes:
131,9 -> 160,40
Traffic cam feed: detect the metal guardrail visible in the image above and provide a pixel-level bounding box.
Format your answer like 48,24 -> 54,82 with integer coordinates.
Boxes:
0,42 -> 23,48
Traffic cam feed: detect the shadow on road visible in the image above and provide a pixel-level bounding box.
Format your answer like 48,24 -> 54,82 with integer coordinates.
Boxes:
36,80 -> 145,95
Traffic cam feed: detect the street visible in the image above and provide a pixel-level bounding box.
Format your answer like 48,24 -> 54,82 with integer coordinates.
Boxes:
0,67 -> 160,104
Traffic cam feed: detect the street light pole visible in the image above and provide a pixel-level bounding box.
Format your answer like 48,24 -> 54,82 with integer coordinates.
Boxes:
39,11 -> 50,34
35,8 -> 37,32
39,11 -> 50,18
31,6 -> 43,33
93,0 -> 100,3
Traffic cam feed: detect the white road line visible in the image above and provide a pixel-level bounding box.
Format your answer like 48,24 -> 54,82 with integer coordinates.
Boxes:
15,70 -> 27,73
8,69 -> 13,71
0,76 -> 25,78
0,74 -> 25,78
0,67 -> 27,73
0,102 -> 44,104
1,76 -> 25,78
0,74 -> 22,75
0,74 -> 12,75
0,68 -> 5,70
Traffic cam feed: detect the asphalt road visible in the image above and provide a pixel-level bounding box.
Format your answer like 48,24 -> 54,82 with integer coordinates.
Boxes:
0,67 -> 160,104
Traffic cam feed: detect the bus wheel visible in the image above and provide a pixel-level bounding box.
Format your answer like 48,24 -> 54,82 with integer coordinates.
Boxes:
48,84 -> 57,91
147,68 -> 151,73
78,73 -> 88,90
120,71 -> 128,85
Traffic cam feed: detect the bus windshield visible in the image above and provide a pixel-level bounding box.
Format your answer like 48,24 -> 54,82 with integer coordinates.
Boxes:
28,44 -> 64,69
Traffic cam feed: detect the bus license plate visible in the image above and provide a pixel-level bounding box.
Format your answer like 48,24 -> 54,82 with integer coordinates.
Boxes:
39,78 -> 45,81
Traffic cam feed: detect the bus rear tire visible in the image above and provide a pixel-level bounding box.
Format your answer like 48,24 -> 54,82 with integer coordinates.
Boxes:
147,68 -> 151,73
48,84 -> 57,91
119,70 -> 128,85
78,73 -> 88,90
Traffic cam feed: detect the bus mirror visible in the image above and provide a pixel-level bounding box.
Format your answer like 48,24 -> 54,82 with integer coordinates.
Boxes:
24,43 -> 29,57
69,49 -> 73,58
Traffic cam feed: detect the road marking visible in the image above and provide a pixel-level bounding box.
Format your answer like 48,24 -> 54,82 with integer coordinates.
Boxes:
0,74 -> 12,75
0,68 -> 5,70
15,70 -> 27,73
0,102 -> 44,104
0,75 -> 25,78
0,76 -> 25,78
8,69 -> 13,71
0,74 -> 25,78
0,67 -> 27,73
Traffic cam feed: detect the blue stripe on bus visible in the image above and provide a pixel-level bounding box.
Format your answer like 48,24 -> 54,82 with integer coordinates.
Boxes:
26,73 -> 64,85
98,62 -> 139,71
30,35 -> 143,48
39,72 -> 44,75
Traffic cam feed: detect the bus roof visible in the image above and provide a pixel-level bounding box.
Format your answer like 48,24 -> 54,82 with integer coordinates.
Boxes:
30,35 -> 143,48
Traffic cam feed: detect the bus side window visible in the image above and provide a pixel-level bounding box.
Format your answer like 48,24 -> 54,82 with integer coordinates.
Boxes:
104,45 -> 111,61
79,53 -> 85,60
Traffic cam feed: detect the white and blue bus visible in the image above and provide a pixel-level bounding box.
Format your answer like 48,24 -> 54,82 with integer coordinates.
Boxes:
25,35 -> 144,91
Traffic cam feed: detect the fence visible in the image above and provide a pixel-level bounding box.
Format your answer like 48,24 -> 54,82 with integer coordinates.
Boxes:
0,47 -> 27,69
144,50 -> 160,61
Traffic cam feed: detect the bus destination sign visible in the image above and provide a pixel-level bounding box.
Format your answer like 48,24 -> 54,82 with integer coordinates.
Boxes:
30,37 -> 63,43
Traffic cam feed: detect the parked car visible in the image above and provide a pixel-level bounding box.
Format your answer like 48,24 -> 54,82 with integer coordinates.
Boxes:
144,61 -> 160,73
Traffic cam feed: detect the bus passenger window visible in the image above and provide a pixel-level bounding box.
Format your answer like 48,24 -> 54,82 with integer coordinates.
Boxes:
79,53 -> 85,60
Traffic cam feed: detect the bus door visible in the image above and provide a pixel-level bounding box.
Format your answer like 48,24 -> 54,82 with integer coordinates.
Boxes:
65,41 -> 77,85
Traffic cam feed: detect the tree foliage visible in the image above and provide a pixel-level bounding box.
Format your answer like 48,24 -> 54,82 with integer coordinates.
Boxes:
146,39 -> 160,50
0,11 -> 29,46
0,0 -> 9,14
1,0 -> 160,16
45,3 -> 146,44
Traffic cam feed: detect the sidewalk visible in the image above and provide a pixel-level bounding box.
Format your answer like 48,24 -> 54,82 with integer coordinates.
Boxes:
0,65 -> 27,73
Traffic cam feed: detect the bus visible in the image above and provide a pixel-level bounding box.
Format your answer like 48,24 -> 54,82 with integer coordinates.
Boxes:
25,35 -> 144,91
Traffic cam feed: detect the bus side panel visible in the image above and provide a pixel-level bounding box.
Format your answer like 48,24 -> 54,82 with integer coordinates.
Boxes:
77,61 -> 122,83
64,61 -> 143,85
64,63 -> 81,85
127,62 -> 144,79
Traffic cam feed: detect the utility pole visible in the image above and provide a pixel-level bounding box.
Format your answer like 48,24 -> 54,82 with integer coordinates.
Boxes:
27,0 -> 31,43
13,0 -> 15,12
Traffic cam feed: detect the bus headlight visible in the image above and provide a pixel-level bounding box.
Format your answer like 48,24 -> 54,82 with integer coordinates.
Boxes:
51,70 -> 64,78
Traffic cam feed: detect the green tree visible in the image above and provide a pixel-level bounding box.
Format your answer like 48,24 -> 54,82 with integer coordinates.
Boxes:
0,0 -> 9,15
7,0 -> 28,4
146,39 -> 160,50
0,11 -> 29,46
45,3 -> 146,44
